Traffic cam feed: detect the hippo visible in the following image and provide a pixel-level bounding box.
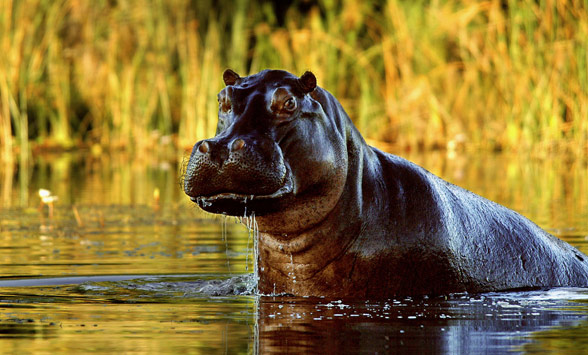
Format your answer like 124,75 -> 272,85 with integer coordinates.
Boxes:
183,69 -> 588,297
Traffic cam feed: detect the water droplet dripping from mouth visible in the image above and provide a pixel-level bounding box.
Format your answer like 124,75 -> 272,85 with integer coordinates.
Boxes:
243,213 -> 259,294
222,215 -> 231,274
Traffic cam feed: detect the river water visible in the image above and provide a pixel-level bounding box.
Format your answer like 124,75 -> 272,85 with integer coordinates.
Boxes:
0,150 -> 587,353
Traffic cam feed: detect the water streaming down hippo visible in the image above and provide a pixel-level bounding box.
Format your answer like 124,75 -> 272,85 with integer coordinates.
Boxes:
183,69 -> 588,298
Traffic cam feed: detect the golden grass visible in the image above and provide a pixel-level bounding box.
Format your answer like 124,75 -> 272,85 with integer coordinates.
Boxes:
0,0 -> 586,160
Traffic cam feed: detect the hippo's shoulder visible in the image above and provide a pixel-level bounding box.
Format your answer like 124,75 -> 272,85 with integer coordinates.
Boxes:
366,146 -> 556,249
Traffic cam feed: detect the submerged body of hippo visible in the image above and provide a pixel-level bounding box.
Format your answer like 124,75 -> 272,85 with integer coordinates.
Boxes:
183,69 -> 588,298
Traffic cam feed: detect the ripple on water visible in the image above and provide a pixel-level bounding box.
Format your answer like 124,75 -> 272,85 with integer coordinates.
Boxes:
75,274 -> 258,299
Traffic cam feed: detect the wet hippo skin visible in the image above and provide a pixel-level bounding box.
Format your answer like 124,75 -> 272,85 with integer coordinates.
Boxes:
183,69 -> 588,297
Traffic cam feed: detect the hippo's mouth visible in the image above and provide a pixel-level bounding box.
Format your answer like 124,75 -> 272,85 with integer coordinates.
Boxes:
190,176 -> 293,204
189,167 -> 294,216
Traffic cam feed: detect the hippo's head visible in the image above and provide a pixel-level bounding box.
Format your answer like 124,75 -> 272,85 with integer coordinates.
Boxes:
183,69 -> 349,231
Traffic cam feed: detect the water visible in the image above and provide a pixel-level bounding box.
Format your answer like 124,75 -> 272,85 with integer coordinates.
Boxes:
0,151 -> 587,353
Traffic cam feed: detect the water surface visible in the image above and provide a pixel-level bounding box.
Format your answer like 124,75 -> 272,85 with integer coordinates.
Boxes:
0,151 -> 587,353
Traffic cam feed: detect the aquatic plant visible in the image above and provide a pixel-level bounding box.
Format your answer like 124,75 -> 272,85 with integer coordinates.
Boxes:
0,0 -> 586,160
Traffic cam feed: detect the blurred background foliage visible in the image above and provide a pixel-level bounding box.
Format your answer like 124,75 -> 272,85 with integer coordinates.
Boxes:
0,0 -> 587,161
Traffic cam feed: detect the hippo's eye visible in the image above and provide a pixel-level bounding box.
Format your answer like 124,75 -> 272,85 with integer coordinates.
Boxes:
283,97 -> 296,111
270,88 -> 297,117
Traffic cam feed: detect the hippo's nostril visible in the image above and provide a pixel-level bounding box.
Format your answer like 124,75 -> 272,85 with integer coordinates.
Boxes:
231,139 -> 245,152
198,141 -> 210,154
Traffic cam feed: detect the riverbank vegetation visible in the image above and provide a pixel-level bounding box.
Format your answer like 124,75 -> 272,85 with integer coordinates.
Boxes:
1,0 -> 586,161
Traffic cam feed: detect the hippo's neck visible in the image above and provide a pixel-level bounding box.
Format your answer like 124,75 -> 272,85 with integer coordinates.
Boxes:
255,133 -> 386,296
255,204 -> 363,295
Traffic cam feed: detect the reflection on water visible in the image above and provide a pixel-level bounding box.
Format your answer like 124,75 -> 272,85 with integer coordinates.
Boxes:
0,290 -> 255,354
0,150 -> 587,353
2,281 -> 588,353
258,290 -> 588,354
0,203 -> 253,278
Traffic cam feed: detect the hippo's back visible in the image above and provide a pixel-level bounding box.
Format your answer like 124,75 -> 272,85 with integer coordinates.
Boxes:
376,148 -> 588,292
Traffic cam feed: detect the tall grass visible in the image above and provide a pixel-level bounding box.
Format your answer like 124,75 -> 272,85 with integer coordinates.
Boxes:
0,0 -> 586,160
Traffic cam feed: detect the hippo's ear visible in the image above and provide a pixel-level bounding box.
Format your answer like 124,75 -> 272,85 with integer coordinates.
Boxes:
299,71 -> 317,93
223,69 -> 241,86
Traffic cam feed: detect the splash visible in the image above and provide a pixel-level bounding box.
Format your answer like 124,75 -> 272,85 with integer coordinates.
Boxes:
75,274 -> 257,297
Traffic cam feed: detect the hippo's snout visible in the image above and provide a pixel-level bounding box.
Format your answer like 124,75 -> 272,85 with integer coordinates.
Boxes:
193,137 -> 246,167
183,135 -> 289,201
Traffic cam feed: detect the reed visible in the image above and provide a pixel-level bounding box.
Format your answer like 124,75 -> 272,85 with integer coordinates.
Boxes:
0,0 -> 586,158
